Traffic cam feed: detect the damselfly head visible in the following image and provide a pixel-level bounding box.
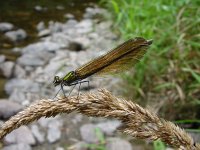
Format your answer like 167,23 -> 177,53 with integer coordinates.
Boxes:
53,76 -> 62,87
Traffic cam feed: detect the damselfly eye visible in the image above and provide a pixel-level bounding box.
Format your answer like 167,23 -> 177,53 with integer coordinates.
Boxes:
53,76 -> 61,86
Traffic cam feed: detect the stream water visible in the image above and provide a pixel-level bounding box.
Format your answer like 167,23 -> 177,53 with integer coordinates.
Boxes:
0,0 -> 99,98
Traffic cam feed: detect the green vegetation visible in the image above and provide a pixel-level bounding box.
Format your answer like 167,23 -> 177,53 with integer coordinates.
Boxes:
102,0 -> 200,121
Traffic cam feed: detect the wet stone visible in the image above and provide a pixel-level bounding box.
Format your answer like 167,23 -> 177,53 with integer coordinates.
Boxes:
5,29 -> 27,42
0,22 -> 14,32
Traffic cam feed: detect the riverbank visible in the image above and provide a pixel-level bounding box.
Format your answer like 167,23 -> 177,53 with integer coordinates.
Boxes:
0,4 -> 139,150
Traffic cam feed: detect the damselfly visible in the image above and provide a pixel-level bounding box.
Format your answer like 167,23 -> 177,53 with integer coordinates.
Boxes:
53,37 -> 153,96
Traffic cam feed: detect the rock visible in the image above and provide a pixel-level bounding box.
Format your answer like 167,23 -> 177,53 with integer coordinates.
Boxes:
38,29 -> 51,37
80,124 -> 100,143
13,64 -> 26,78
5,78 -> 40,95
22,41 -> 61,53
47,119 -> 63,143
0,61 -> 15,78
190,132 -> 200,143
34,6 -> 47,12
75,19 -> 93,34
65,19 -> 78,28
48,33 -> 70,47
17,54 -> 46,67
0,22 -> 14,32
0,100 -> 22,120
4,126 -> 36,145
30,125 -> 45,143
106,138 -> 132,150
68,141 -> 87,150
83,7 -> 103,19
64,13 -> 74,19
2,143 -> 32,150
5,29 -> 27,42
49,21 -> 63,33
96,120 -> 121,136
36,22 -> 45,31
0,55 -> 6,63
8,89 -> 27,103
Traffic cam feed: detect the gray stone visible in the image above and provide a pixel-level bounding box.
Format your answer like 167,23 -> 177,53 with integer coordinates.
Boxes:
17,54 -> 45,67
30,125 -> 45,143
47,119 -> 63,143
75,19 -> 93,34
0,55 -> 6,63
5,29 -> 27,42
0,22 -> 14,32
36,21 -> 45,31
0,61 -> 15,78
2,143 -> 32,150
49,21 -> 63,33
22,41 -> 61,53
80,124 -> 100,143
5,78 -> 40,95
72,114 -> 83,124
190,132 -> 200,143
106,138 -> 132,150
64,13 -> 74,19
96,120 -> 121,136
8,89 -> 27,103
83,7 -> 103,19
0,100 -> 22,120
4,126 -> 36,145
13,64 -> 26,78
38,29 -> 51,37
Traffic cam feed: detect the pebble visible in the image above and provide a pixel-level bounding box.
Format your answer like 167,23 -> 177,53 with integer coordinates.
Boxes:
47,119 -> 63,143
0,61 -> 15,78
96,120 -> 121,136
30,125 -> 45,144
38,29 -> 51,37
0,55 -> 6,63
64,13 -> 74,19
4,126 -> 36,145
5,78 -> 40,95
80,124 -> 101,143
0,22 -> 14,32
5,29 -> 27,42
36,21 -> 45,31
2,143 -> 32,150
106,138 -> 132,150
0,100 -> 22,120
13,64 -> 26,78
22,41 -> 61,53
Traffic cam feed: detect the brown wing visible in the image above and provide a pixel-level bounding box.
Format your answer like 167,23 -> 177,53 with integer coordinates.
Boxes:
95,45 -> 148,76
75,37 -> 152,80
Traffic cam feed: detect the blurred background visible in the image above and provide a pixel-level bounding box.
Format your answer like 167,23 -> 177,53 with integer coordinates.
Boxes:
0,0 -> 199,150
